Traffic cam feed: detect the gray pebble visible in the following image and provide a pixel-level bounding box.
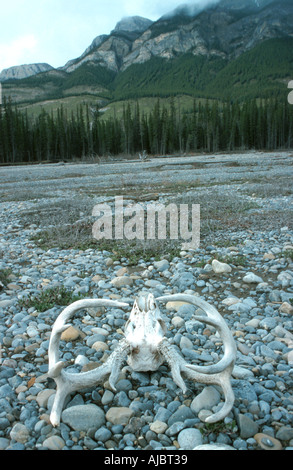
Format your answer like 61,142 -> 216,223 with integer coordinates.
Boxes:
61,404 -> 105,431
178,428 -> 203,450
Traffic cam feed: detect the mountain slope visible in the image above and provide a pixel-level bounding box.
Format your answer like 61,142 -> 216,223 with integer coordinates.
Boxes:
60,0 -> 292,73
113,37 -> 293,100
1,0 -> 293,108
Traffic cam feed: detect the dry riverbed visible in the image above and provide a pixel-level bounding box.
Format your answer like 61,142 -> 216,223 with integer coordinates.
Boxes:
0,151 -> 292,451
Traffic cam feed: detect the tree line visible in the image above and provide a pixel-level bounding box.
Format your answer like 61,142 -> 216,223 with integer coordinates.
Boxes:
0,96 -> 292,164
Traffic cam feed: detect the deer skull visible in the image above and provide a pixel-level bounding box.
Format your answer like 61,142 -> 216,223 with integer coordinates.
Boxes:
47,292 -> 237,427
124,293 -> 167,371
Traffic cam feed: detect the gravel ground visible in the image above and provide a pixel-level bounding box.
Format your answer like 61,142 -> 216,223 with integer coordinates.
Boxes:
0,151 -> 292,451
0,151 -> 292,198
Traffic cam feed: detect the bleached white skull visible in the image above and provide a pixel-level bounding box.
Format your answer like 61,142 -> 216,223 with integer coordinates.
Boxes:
47,292 -> 236,427
124,293 -> 167,371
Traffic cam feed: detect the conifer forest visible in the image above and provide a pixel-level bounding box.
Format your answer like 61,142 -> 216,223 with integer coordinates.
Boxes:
0,96 -> 293,164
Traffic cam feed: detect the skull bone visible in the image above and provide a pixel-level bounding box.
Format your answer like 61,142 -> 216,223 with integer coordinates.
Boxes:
124,292 -> 167,371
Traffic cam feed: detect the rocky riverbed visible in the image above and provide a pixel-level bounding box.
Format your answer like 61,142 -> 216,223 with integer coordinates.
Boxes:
0,152 -> 292,451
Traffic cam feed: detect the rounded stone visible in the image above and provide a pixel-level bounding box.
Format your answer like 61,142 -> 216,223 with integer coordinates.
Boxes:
190,386 -> 221,413
167,405 -> 195,426
106,407 -> 134,426
276,426 -> 293,441
91,341 -> 109,352
178,428 -> 203,450
154,260 -> 170,272
166,301 -> 189,311
194,444 -> 235,450
61,404 -> 105,431
243,272 -> 263,284
279,302 -> 293,314
61,326 -> 81,341
0,438 -> 10,450
42,435 -> 65,450
212,259 -> 232,274
102,390 -> 114,405
254,433 -> 283,450
237,414 -> 259,439
110,276 -> 133,288
172,316 -> 185,328
36,389 -> 56,408
10,423 -> 30,444
150,420 -> 168,434
95,426 -> 112,442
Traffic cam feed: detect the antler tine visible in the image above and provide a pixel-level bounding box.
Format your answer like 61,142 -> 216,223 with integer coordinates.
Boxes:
48,298 -> 129,426
156,294 -> 236,375
158,337 -> 235,423
48,298 -> 129,373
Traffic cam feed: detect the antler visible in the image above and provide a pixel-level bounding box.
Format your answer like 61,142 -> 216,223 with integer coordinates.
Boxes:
46,293 -> 236,427
48,299 -> 130,426
156,294 -> 237,423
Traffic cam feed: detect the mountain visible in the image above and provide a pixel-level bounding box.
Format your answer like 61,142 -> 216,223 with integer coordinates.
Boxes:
0,63 -> 53,82
112,16 -> 153,33
60,16 -> 153,73
1,0 -> 293,106
60,0 -> 292,73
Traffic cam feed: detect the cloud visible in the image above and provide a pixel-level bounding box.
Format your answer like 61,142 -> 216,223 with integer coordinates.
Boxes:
0,0 -> 222,71
0,34 -> 38,71
122,0 -> 220,19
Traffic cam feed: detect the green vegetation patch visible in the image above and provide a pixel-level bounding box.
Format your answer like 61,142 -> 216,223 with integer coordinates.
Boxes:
18,286 -> 87,312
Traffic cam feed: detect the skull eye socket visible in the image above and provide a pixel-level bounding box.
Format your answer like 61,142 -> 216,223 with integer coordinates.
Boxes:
148,295 -> 158,311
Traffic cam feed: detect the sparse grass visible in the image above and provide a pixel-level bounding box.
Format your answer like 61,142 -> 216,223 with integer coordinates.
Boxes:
193,254 -> 248,268
0,269 -> 13,287
240,178 -> 293,198
25,183 -> 291,258
213,238 -> 241,248
30,224 -> 95,251
173,189 -> 262,236
283,249 -> 293,260
215,254 -> 248,266
25,194 -> 182,262
18,286 -> 87,312
107,239 -> 181,265
31,231 -> 181,265
200,419 -> 237,438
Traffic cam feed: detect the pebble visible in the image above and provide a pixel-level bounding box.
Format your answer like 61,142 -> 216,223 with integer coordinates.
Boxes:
211,259 -> 232,274
190,386 -> 221,413
42,435 -> 66,450
150,420 -> 168,434
0,196 -> 292,451
243,272 -> 264,284
167,405 -> 196,426
106,407 -> 134,426
237,414 -> 259,439
154,260 -> 170,272
254,433 -> 283,450
61,404 -> 105,431
61,326 -> 81,341
94,426 -> 112,442
178,428 -> 203,450
110,276 -> 134,288
193,444 -> 235,450
10,423 -> 30,444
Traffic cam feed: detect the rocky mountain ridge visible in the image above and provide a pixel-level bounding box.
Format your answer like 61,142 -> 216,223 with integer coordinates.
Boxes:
61,0 -> 293,74
0,63 -> 53,82
1,0 -> 292,82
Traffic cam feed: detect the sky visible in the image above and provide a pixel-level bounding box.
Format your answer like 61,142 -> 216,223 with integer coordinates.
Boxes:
0,0 -> 218,73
